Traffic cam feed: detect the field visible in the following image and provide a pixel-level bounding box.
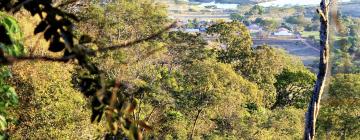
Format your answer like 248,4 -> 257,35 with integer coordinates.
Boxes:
253,38 -> 319,65
300,31 -> 319,40
301,31 -> 348,41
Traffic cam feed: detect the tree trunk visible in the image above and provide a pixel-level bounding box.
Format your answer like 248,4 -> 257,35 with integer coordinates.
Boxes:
304,0 -> 330,139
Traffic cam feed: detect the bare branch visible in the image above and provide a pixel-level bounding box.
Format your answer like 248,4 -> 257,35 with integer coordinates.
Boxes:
3,55 -> 75,64
0,22 -> 177,64
10,0 -> 33,13
55,0 -> 79,8
97,22 -> 177,53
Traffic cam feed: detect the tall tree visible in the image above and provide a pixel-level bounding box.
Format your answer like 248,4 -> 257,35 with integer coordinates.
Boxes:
304,0 -> 330,139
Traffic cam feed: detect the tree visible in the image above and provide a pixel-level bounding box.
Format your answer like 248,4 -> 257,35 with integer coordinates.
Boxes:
259,19 -> 280,32
245,5 -> 264,17
3,0 -> 355,139
304,0 -> 331,139
349,24 -> 360,37
348,24 -> 360,55
331,38 -> 354,74
254,17 -> 264,24
285,14 -> 310,26
207,21 -> 308,107
272,69 -> 316,109
165,31 -> 212,65
207,21 -> 253,64
0,13 -> 24,138
240,46 -> 306,106
317,74 -> 360,139
285,14 -> 311,32
0,0 -> 172,139
349,36 -> 360,55
179,59 -> 263,139
77,0 -> 168,45
230,13 -> 244,22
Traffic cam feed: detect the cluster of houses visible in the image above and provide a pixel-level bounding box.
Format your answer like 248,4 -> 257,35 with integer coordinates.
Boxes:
247,24 -> 296,38
170,20 -> 212,33
171,20 -> 296,38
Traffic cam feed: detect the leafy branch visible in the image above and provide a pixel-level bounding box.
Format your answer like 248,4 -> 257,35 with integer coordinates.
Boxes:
0,0 -> 172,139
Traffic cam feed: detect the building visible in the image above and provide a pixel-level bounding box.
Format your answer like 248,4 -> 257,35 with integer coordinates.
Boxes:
273,28 -> 294,36
183,29 -> 200,33
247,24 -> 263,33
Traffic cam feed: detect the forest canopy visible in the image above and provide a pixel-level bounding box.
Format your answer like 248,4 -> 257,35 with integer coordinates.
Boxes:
0,0 -> 359,139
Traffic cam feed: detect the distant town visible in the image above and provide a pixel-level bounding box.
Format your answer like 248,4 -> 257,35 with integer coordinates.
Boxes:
157,0 -> 360,66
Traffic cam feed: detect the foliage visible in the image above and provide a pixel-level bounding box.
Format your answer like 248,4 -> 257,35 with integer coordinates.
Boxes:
240,46 -> 305,106
349,24 -> 360,37
165,59 -> 264,139
1,0 -> 358,139
181,59 -> 264,109
253,18 -> 280,32
330,16 -> 360,74
0,67 -> 18,138
259,19 -> 280,32
0,12 -> 24,58
0,13 -> 24,138
317,74 -> 360,139
285,14 -> 311,26
206,21 -> 307,107
272,68 -> 316,109
245,5 -> 264,17
78,0 -> 168,45
165,31 -> 213,65
230,13 -> 244,22
207,21 -> 253,64
9,62 -> 102,139
0,0 -> 160,139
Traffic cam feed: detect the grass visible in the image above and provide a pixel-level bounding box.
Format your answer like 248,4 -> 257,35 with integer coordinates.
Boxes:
300,31 -> 319,40
301,31 -> 347,41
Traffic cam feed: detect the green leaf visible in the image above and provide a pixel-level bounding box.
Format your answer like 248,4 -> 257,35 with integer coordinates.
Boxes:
0,115 -> 6,131
0,12 -> 24,57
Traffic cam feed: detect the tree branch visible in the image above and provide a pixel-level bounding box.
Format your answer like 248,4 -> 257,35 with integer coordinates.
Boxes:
1,22 -> 177,64
97,22 -> 177,53
55,0 -> 79,8
10,0 -> 33,13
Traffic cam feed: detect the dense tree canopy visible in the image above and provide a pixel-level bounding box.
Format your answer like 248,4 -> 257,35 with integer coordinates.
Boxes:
317,74 -> 360,139
0,0 -> 358,139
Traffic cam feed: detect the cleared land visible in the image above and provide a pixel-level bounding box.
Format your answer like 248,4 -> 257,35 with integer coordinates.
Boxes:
253,39 -> 319,65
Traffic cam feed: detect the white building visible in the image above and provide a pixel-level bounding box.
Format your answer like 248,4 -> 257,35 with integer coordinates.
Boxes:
273,28 -> 293,36
247,24 -> 263,33
183,29 -> 200,33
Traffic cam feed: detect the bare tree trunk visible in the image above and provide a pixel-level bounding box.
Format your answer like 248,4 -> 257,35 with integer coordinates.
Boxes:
304,0 -> 330,139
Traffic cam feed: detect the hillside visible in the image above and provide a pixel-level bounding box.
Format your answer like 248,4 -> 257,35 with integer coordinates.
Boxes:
0,0 -> 359,139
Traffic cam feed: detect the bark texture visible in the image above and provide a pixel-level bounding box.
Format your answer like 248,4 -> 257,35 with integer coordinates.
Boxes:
304,0 -> 330,139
